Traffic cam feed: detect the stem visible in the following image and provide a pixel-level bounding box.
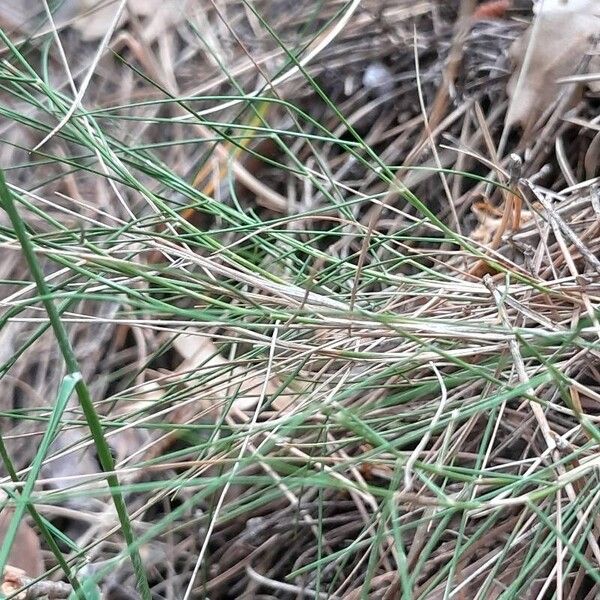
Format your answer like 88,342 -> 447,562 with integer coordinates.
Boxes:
0,168 -> 151,600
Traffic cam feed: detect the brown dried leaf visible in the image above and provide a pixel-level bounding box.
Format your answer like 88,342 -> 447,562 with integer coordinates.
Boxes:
42,428 -> 106,512
1,565 -> 28,600
472,0 -> 511,21
470,200 -> 503,246
0,510 -> 44,578
470,199 -> 531,246
0,2 -> 39,32
73,0 -> 126,41
506,0 -> 600,132
174,334 -> 256,412
174,333 -> 298,414
0,1 -> 75,33
73,0 -> 191,42
108,384 -> 157,466
2,565 -> 72,600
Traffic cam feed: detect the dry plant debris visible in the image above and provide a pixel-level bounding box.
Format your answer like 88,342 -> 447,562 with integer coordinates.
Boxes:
0,0 -> 600,598
506,0 -> 600,133
1,566 -> 72,600
0,510 -> 44,578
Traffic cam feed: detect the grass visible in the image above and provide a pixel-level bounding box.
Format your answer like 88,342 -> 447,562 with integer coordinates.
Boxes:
0,0 -> 599,598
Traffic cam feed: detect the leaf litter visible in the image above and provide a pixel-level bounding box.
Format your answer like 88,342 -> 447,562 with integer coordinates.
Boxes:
506,0 -> 600,134
0,0 -> 600,598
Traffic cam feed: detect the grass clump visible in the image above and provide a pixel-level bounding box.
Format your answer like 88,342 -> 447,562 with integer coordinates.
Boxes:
0,1 -> 599,598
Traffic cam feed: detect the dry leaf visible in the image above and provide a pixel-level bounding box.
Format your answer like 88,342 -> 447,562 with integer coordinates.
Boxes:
0,2 -> 40,32
73,0 -> 127,41
470,199 -> 531,246
174,333 -> 297,414
0,1 -> 76,33
0,509 -> 44,578
472,0 -> 511,20
108,385 -> 157,466
2,565 -> 73,600
506,0 -> 600,132
174,334 -> 259,412
74,0 -> 190,42
1,565 -> 28,600
42,428 -> 106,512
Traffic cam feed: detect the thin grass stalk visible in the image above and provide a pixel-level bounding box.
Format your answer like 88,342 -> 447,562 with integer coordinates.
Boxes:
0,168 -> 151,600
